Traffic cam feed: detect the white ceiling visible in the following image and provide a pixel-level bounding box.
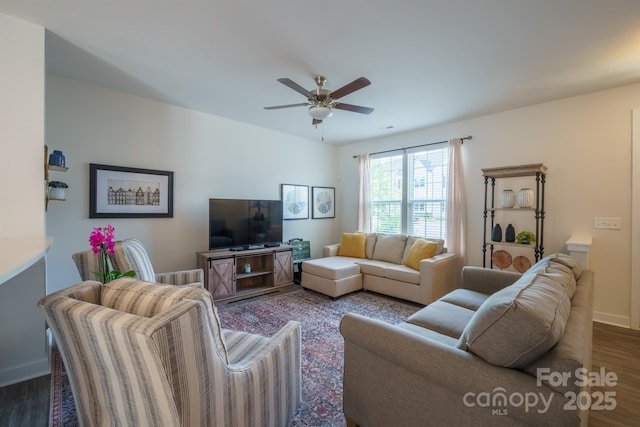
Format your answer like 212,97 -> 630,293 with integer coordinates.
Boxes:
2,0 -> 640,144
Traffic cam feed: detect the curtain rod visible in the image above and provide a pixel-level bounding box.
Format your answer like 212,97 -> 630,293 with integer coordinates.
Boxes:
353,135 -> 472,158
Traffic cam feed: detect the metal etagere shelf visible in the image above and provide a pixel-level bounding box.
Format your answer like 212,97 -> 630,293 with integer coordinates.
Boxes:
482,163 -> 547,269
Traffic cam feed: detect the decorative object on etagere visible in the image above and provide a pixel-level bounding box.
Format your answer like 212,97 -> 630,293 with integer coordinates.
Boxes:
515,230 -> 536,245
500,189 -> 515,208
517,188 -> 535,208
513,256 -> 532,273
491,224 -> 502,242
505,224 -> 516,242
492,250 -> 512,270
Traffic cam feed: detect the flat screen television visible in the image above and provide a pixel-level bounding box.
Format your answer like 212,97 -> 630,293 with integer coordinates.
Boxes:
209,198 -> 283,250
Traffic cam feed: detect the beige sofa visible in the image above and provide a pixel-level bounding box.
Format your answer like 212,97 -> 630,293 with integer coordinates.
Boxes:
340,253 -> 594,426
301,233 -> 459,305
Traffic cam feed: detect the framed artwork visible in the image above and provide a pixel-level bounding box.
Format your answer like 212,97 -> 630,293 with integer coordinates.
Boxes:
281,184 -> 309,220
312,186 -> 335,219
89,163 -> 173,218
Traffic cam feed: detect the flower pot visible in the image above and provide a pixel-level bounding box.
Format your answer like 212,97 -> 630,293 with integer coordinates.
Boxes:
517,188 -> 535,208
500,190 -> 515,208
49,187 -> 65,199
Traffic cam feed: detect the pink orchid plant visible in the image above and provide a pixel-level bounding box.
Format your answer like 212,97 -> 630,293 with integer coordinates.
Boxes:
89,225 -> 135,283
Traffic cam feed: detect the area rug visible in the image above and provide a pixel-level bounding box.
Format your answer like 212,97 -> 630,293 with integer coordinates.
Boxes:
49,289 -> 420,426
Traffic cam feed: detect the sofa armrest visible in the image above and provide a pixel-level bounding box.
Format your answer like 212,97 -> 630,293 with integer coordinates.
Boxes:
155,268 -> 205,287
461,265 -> 521,295
340,313 -> 575,427
323,244 -> 340,257
418,252 -> 459,302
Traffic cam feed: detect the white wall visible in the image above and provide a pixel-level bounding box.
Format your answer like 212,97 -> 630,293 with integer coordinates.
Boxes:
45,75 -> 339,294
339,83 -> 640,328
0,14 -> 49,386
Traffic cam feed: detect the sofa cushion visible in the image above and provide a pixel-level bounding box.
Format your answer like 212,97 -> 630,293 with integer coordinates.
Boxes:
355,259 -> 389,277
365,233 -> 378,259
523,253 -> 579,298
337,233 -> 366,258
440,289 -> 490,311
384,264 -> 420,285
402,237 -> 445,262
100,277 -> 229,363
403,238 -> 438,270
302,256 -> 361,280
397,322 -> 459,347
372,234 -> 407,264
101,277 -> 211,317
523,306 -> 590,395
457,269 -> 572,368
407,301 -> 476,339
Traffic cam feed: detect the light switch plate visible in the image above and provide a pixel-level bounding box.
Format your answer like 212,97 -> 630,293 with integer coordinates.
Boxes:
593,217 -> 622,229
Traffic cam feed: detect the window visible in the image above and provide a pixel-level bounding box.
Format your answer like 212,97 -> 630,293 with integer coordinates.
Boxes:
369,144 -> 448,240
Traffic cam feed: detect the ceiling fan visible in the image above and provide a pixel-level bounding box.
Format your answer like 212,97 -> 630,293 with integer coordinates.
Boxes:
264,75 -> 374,125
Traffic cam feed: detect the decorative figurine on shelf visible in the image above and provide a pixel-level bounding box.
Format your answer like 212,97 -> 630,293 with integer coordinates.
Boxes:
491,224 -> 502,242
505,224 -> 516,242
48,150 -> 66,167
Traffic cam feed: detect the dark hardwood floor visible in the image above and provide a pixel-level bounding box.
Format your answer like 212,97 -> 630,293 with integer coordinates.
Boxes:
0,374 -> 49,427
1,321 -> 638,426
588,322 -> 640,426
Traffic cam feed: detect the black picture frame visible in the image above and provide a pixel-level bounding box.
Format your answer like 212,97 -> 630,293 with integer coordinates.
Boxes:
89,163 -> 173,218
312,186 -> 335,219
281,184 -> 309,220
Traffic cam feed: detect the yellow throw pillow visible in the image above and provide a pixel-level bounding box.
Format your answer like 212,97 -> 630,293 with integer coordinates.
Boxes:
403,238 -> 438,270
337,233 -> 367,258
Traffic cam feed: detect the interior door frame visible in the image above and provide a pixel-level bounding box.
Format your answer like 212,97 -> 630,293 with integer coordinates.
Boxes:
631,109 -> 640,329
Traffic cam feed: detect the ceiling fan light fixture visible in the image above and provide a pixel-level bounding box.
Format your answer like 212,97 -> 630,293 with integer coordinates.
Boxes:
308,104 -> 333,120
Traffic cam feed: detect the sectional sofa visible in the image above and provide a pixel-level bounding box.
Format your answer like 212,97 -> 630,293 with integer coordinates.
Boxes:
341,253 -> 594,426
301,233 -> 459,305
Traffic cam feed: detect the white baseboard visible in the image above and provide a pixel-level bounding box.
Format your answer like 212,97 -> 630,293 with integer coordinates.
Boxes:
593,311 -> 631,328
0,357 -> 50,388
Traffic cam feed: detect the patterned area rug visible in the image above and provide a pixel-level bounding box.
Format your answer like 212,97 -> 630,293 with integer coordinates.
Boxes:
49,288 -> 420,426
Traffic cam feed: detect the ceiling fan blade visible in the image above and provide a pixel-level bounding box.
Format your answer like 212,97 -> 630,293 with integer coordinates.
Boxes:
330,77 -> 371,100
312,118 -> 323,125
334,103 -> 374,115
264,103 -> 309,110
277,78 -> 311,97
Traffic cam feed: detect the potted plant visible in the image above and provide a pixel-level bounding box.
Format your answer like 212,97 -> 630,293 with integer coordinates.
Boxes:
515,230 -> 536,245
48,181 -> 68,199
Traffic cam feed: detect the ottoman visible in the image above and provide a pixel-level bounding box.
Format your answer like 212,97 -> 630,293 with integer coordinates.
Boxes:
301,257 -> 363,298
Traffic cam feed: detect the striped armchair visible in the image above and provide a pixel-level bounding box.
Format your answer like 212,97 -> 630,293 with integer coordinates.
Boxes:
72,238 -> 204,286
39,278 -> 302,427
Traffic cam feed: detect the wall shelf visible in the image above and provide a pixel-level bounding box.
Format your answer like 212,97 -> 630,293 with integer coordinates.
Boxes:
44,145 -> 68,210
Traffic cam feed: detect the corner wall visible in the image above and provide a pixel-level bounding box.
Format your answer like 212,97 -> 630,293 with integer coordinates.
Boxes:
0,14 -> 48,386
338,83 -> 640,327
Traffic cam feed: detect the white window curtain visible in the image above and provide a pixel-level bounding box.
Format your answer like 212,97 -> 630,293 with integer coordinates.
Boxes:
446,138 -> 466,266
357,154 -> 371,232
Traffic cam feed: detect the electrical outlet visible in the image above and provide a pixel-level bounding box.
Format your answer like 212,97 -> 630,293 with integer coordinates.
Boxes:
593,217 -> 622,230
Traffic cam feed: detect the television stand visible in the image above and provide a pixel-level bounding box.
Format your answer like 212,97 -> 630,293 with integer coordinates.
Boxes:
197,246 -> 293,303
